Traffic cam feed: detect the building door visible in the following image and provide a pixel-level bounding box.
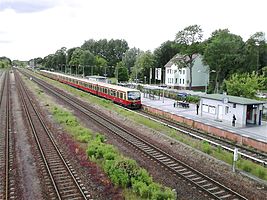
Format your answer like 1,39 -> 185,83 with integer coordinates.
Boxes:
246,105 -> 253,124
218,105 -> 223,120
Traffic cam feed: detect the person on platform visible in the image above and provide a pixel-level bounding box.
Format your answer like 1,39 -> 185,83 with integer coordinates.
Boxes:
232,114 -> 236,127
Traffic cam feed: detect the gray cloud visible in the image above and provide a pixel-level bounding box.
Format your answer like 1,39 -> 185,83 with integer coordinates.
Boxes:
0,0 -> 58,13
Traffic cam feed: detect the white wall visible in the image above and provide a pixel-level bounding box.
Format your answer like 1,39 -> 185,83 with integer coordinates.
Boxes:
201,98 -> 246,126
165,55 -> 209,88
192,56 -> 209,87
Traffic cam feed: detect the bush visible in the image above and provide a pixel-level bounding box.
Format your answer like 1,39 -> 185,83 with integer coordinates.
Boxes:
186,95 -> 200,103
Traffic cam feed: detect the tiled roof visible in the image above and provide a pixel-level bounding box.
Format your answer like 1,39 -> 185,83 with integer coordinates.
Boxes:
164,53 -> 199,68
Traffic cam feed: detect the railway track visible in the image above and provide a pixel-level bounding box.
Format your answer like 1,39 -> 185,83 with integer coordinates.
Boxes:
133,109 -> 267,166
0,71 -> 15,200
14,71 -> 90,200
20,69 -> 248,199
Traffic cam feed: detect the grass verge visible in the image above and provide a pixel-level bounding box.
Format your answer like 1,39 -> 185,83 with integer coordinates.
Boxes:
27,69 -> 267,181
22,72 -> 177,199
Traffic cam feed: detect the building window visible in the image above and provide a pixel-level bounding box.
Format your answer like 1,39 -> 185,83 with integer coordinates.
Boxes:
175,78 -> 178,83
183,70 -> 185,74
179,70 -> 182,74
179,79 -> 181,84
225,106 -> 229,114
182,79 -> 184,84
233,103 -> 236,108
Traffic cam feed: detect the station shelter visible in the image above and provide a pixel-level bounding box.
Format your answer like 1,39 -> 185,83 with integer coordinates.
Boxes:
200,94 -> 266,127
142,85 -> 161,100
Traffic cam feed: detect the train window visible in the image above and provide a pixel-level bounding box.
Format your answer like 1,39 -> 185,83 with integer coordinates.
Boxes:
110,90 -> 116,96
127,91 -> 141,100
120,92 -> 123,99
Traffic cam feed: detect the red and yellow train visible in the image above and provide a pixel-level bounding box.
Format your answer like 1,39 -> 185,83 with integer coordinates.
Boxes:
40,70 -> 142,109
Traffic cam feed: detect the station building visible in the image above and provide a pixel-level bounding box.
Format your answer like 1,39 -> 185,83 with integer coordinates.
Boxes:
200,94 -> 266,127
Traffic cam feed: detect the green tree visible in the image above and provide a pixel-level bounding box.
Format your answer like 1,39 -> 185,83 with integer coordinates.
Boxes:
43,54 -> 56,70
203,30 -> 245,93
95,56 -> 108,76
175,25 -> 203,89
69,48 -> 84,75
80,50 -> 95,76
224,72 -> 265,98
115,61 -> 129,82
81,38 -> 129,67
244,32 -> 266,74
122,47 -> 141,74
132,51 -> 155,83
154,40 -> 180,69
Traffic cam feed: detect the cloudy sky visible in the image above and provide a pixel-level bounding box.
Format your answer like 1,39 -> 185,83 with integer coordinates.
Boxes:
0,0 -> 266,61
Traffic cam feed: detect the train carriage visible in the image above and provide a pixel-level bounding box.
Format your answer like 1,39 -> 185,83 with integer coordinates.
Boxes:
40,70 -> 141,109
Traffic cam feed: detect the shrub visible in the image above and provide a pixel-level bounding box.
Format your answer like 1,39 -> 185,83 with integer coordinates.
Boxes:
86,136 -> 176,199
186,95 -> 200,103
131,168 -> 152,185
110,168 -> 129,188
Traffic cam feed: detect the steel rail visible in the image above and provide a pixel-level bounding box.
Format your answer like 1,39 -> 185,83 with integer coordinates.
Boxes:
15,71 -> 88,200
4,71 -> 10,200
22,70 -> 248,200
132,109 -> 267,166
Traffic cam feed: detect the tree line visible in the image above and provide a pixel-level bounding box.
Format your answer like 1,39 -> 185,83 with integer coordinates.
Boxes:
10,25 -> 267,97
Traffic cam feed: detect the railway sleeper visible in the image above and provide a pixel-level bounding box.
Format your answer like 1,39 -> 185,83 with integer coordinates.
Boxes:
184,174 -> 196,178
61,188 -> 78,194
176,168 -> 187,172
172,165 -> 183,170
160,158 -> 171,162
212,190 -> 225,195
219,194 -> 232,199
207,186 -> 219,191
154,155 -> 166,159
195,179 -> 207,184
61,193 -> 81,199
51,167 -> 66,172
180,171 -> 191,175
201,183 -> 213,188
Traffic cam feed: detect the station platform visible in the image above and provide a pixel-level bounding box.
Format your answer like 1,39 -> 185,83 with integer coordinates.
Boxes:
141,95 -> 267,143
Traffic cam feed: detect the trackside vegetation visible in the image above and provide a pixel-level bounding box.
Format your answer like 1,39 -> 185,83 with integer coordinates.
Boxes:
27,71 -> 267,182
51,106 -> 176,199
23,74 -> 176,199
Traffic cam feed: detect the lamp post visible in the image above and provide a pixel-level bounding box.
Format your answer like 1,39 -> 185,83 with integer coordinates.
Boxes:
135,68 -> 138,84
104,66 -> 107,77
82,65 -> 84,78
256,41 -> 260,73
198,69 -> 216,93
144,76 -> 146,85
91,65 -> 94,76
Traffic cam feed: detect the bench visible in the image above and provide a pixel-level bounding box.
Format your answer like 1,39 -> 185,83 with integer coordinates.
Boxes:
177,101 -> 189,108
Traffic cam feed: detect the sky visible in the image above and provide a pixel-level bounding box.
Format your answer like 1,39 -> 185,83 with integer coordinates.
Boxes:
0,0 -> 266,61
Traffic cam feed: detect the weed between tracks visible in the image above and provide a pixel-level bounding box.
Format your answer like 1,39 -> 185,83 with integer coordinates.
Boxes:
28,70 -> 267,182
22,72 -> 177,200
